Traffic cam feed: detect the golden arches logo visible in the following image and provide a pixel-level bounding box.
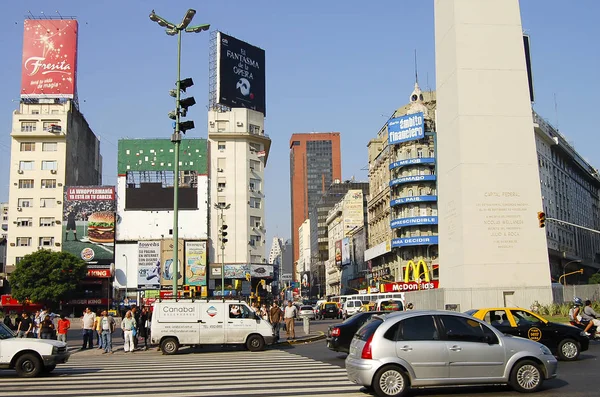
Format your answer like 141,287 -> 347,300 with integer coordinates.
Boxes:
403,260 -> 431,283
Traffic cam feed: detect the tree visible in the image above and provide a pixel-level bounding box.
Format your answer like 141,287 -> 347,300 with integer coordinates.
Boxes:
9,250 -> 87,305
589,273 -> 600,284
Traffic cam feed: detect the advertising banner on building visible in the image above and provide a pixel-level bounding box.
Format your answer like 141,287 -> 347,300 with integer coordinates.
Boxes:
388,112 -> 424,145
217,31 -> 266,115
250,264 -> 273,278
185,241 -> 207,286
63,186 -> 115,262
137,241 -> 161,290
335,240 -> 342,268
21,19 -> 78,99
224,264 -> 250,279
160,239 -> 184,288
301,271 -> 311,289
341,237 -> 351,266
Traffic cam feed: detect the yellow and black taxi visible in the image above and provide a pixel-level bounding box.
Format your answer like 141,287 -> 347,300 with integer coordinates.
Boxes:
466,307 -> 589,361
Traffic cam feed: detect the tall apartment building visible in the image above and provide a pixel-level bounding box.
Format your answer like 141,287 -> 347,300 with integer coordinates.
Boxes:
309,180 -> 369,297
290,133 -> 342,270
6,99 -> 102,273
207,108 -> 271,270
1,203 -> 8,239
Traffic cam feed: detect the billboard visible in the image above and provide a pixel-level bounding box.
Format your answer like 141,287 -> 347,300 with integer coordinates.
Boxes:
137,241 -> 161,290
250,264 -> 273,279
224,264 -> 250,279
388,112 -> 424,145
21,19 -> 78,99
301,271 -> 310,289
63,186 -> 115,262
341,237 -> 351,266
160,239 -> 184,288
185,241 -> 207,286
217,31 -> 266,115
334,240 -> 342,268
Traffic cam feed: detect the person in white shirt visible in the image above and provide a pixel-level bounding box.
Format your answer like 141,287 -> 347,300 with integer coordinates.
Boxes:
99,310 -> 116,354
81,307 -> 96,350
284,301 -> 297,340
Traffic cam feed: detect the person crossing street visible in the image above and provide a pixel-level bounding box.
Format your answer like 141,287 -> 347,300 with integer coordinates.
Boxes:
284,301 -> 297,340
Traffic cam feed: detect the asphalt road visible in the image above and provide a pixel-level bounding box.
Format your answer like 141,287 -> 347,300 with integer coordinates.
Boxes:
287,318 -> 600,397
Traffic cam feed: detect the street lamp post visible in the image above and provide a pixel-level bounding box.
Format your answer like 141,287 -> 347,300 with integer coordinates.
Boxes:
149,9 -> 210,299
214,203 -> 231,298
562,259 -> 583,286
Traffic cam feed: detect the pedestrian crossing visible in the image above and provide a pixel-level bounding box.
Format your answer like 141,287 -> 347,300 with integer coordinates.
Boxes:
0,348 -> 367,397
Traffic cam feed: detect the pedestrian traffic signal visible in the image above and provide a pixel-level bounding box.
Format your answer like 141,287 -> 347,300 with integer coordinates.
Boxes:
537,211 -> 546,228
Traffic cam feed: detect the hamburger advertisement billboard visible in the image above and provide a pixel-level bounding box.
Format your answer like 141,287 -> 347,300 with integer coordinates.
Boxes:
63,186 -> 116,262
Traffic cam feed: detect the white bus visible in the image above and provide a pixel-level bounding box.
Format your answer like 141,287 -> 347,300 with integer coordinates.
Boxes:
330,292 -> 406,307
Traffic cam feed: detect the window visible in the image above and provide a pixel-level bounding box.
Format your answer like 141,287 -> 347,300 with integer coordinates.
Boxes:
18,198 -> 32,208
217,182 -> 226,190
250,216 -> 262,228
42,142 -> 58,151
40,198 -> 56,208
249,124 -> 261,134
39,237 -> 54,247
15,257 -> 24,264
43,121 -> 59,132
41,160 -> 58,170
16,218 -> 32,227
17,237 -> 31,247
19,161 -> 34,171
18,179 -> 34,189
249,235 -> 261,246
249,178 -> 261,191
41,179 -> 57,189
20,142 -> 35,151
21,121 -> 36,132
396,315 -> 439,341
51,109 -> 60,115
510,310 -> 543,326
250,160 -> 260,172
40,217 -> 55,227
417,148 -> 423,158
250,197 -> 261,209
439,315 -> 497,343
31,110 -> 40,115
218,141 -> 226,150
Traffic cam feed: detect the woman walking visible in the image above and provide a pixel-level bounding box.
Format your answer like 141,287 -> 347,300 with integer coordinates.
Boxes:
139,307 -> 151,350
121,310 -> 136,353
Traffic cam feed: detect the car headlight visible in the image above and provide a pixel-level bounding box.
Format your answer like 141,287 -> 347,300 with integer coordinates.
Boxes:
52,346 -> 58,355
539,345 -> 553,356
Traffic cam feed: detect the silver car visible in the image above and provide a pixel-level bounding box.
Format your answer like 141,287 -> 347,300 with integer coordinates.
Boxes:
346,310 -> 558,397
298,305 -> 316,320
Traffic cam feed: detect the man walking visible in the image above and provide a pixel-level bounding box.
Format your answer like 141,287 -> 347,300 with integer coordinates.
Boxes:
284,301 -> 297,340
16,312 -> 33,338
269,302 -> 283,342
99,310 -> 116,354
81,307 -> 96,349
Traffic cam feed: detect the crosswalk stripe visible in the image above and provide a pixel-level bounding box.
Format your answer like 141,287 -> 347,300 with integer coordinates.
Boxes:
0,349 -> 365,397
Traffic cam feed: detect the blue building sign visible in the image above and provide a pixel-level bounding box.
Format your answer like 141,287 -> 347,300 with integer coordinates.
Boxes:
390,174 -> 436,187
390,157 -> 435,170
391,216 -> 438,229
391,195 -> 438,207
392,236 -> 439,248
388,112 -> 425,145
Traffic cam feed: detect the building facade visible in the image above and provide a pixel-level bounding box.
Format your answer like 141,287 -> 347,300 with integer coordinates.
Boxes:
6,99 -> 102,274
366,85 -> 439,291
290,133 -> 342,270
1,203 -> 8,239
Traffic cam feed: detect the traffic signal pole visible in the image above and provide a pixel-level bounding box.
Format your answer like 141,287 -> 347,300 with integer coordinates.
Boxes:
546,217 -> 600,235
172,28 -> 182,298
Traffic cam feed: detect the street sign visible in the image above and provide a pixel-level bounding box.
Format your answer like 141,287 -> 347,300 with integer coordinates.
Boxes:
281,274 -> 292,281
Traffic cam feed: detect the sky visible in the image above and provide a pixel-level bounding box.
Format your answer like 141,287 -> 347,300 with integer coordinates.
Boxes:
0,1 -> 598,252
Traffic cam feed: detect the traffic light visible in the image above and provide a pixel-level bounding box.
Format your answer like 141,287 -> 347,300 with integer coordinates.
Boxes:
246,273 -> 251,282
260,279 -> 266,286
537,211 -> 546,228
179,120 -> 195,133
183,285 -> 191,298
220,224 -> 228,244
169,77 -> 196,136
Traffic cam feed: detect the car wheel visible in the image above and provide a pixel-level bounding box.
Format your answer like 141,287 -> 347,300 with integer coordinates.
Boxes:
246,334 -> 265,352
43,364 -> 56,373
509,359 -> 543,393
373,365 -> 409,397
15,353 -> 43,378
557,338 -> 580,361
160,337 -> 179,355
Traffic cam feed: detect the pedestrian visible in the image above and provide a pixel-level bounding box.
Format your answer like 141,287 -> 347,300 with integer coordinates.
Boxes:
94,311 -> 104,349
121,310 -> 136,353
131,306 -> 140,350
81,307 -> 96,350
99,310 -> 116,354
284,301 -> 297,340
269,302 -> 283,342
260,304 -> 269,321
3,314 -> 13,330
39,314 -> 55,339
139,307 -> 151,350
16,312 -> 33,338
57,314 -> 71,343
33,310 -> 41,339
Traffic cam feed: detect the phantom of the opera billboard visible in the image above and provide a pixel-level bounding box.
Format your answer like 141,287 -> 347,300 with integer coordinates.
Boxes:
63,186 -> 115,263
217,31 -> 266,115
21,19 -> 78,98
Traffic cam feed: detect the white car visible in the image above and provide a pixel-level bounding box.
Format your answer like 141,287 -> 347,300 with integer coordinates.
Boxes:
298,305 -> 316,320
0,322 -> 70,377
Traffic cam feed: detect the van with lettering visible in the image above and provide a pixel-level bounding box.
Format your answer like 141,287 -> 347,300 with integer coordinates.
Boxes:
151,300 -> 276,355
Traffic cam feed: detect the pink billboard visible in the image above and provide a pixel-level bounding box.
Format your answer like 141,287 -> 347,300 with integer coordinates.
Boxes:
21,19 -> 78,99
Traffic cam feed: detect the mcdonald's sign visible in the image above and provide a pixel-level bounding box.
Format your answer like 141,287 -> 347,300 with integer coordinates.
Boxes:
404,260 -> 430,283
380,260 -> 439,293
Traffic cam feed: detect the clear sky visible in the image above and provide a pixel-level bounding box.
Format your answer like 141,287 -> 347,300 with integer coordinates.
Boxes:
1,1 -> 598,251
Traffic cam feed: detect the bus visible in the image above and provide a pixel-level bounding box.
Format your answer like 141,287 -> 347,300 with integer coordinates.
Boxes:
329,292 -> 406,308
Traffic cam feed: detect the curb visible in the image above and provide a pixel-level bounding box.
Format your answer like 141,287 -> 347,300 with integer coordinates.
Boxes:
277,331 -> 326,345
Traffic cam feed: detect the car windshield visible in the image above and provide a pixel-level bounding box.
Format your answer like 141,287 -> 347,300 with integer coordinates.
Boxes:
324,304 -> 337,310
0,322 -> 15,339
300,306 -> 313,311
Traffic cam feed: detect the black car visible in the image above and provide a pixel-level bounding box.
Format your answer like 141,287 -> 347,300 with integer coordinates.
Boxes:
326,311 -> 385,353
316,302 -> 340,320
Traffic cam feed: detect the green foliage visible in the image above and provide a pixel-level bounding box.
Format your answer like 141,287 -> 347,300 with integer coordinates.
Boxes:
9,249 -> 87,305
589,274 -> 600,284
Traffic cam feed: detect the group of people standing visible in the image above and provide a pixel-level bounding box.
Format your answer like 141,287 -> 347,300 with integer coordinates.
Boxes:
81,305 -> 152,353
248,301 -> 298,341
4,308 -> 71,341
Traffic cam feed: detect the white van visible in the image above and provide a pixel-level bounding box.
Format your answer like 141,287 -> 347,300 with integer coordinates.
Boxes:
342,299 -> 363,320
151,300 -> 276,354
374,298 -> 405,312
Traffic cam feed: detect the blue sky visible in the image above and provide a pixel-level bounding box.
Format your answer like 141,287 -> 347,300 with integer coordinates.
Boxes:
1,1 -> 598,249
